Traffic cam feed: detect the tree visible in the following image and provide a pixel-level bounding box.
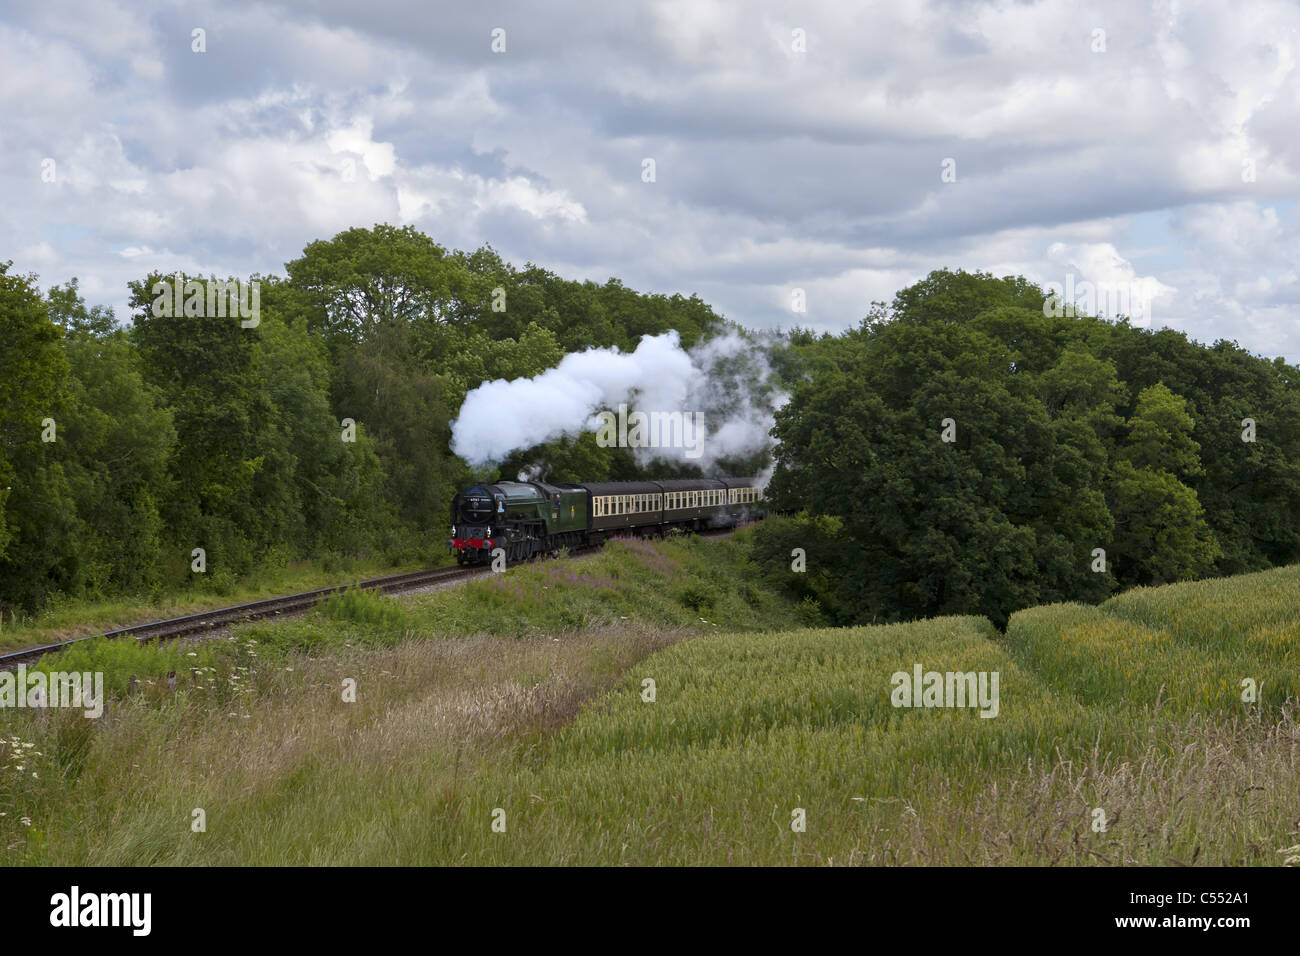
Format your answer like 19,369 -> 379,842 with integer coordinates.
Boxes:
128,273 -> 272,578
1107,384 -> 1220,585
0,263 -> 77,611
49,281 -> 174,593
285,224 -> 460,347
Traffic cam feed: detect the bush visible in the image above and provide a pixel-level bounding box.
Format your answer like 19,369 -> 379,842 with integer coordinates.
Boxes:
318,587 -> 409,630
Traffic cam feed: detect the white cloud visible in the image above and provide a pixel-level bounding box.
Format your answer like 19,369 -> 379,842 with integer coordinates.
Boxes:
0,0 -> 1297,359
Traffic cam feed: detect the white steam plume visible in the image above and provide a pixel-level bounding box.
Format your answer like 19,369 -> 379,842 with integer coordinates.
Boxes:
451,330 -> 786,472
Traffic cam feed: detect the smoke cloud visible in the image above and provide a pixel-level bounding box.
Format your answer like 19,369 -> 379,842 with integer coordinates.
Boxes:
450,330 -> 786,472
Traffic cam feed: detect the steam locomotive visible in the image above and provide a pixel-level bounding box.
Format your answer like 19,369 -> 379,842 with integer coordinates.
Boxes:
449,477 -> 766,565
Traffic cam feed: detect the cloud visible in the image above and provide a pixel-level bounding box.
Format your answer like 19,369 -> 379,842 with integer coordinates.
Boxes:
0,0 -> 1297,359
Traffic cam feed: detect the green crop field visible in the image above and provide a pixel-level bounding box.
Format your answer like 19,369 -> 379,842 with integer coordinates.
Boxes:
0,537 -> 1296,866
429,565 -> 1299,866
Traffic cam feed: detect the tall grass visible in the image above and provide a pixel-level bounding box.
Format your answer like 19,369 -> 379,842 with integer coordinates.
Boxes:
1,542 -> 1296,865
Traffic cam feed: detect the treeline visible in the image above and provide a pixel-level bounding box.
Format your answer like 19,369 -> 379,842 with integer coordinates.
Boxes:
754,269 -> 1300,627
9,235 -> 1297,627
0,225 -> 728,614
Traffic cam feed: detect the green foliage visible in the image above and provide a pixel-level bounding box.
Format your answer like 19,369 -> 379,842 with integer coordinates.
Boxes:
53,284 -> 174,595
8,233 -> 1299,643
0,263 -> 77,613
760,268 -> 1300,625
2,224 -> 734,616
318,586 -> 410,631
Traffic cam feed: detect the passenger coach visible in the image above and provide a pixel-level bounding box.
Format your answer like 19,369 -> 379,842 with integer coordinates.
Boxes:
449,476 -> 765,564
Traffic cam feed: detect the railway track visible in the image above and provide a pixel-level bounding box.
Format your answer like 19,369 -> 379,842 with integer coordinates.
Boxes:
0,564 -> 483,671
0,527 -> 742,671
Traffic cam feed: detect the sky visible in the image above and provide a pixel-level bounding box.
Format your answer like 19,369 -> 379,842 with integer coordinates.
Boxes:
2,0 -> 1298,360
